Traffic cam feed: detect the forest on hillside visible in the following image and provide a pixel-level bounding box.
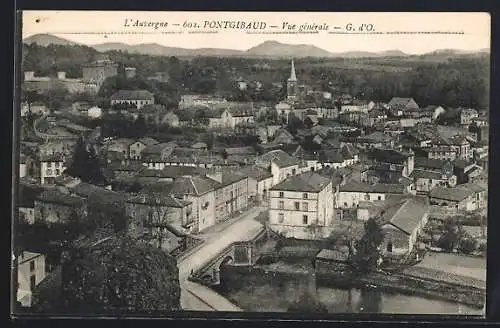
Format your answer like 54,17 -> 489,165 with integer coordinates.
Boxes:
22,43 -> 490,110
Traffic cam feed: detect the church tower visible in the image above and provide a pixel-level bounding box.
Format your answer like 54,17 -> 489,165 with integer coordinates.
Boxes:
286,59 -> 299,101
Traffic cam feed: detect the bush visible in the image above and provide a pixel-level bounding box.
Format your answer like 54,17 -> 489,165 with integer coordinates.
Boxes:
458,237 -> 477,255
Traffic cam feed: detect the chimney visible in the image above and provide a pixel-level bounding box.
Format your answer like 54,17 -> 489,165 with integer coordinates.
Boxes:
57,71 -> 66,80
24,71 -> 35,81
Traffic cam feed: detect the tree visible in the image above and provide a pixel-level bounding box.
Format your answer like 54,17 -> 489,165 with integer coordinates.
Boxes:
352,218 -> 384,274
458,236 -> 477,255
130,114 -> 148,138
437,219 -> 462,252
50,234 -> 181,314
286,113 -> 304,135
65,136 -> 106,185
144,200 -> 177,250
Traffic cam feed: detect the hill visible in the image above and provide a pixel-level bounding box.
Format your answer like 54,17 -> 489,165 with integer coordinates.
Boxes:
23,34 -> 80,47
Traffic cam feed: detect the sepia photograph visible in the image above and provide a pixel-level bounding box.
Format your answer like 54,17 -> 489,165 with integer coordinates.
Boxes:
12,11 -> 490,317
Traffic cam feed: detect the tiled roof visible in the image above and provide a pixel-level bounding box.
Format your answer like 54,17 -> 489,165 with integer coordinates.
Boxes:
36,189 -> 86,206
39,153 -> 65,162
360,132 -> 394,143
142,142 -> 177,155
110,90 -> 154,101
224,146 -> 257,155
316,247 -> 349,262
370,148 -> 412,164
387,97 -> 417,108
234,165 -> 272,181
414,157 -> 451,170
257,149 -> 300,168
371,183 -> 405,194
320,150 -> 345,163
137,137 -> 159,146
429,186 -> 474,201
409,169 -> 444,180
270,171 -> 331,193
381,198 -> 429,235
339,180 -> 373,193
127,193 -> 191,207
169,175 -> 219,196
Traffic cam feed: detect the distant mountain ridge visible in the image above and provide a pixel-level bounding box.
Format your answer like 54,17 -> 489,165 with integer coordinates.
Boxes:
23,33 -> 490,58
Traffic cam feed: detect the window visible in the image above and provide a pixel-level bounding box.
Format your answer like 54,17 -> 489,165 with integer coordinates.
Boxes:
292,169 -> 296,175
387,242 -> 393,253
279,192 -> 284,198
279,201 -> 284,209
378,196 -> 382,201
46,169 -> 52,175
303,193 -> 308,199
344,202 -> 348,207
294,202 -> 300,210
278,213 -> 284,223
30,260 -> 35,272
30,275 -> 36,291
302,202 -> 308,211
302,215 -> 308,225
55,169 -> 60,175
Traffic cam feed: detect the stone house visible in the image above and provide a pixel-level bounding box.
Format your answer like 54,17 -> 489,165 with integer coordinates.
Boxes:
34,189 -> 88,224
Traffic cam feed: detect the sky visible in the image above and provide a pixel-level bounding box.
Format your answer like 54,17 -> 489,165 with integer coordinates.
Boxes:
22,11 -> 491,54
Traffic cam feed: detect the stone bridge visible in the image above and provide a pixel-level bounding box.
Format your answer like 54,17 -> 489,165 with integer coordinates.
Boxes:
192,229 -> 267,286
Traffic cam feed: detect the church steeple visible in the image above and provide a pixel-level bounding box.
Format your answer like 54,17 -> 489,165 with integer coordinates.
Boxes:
286,59 -> 298,101
288,59 -> 297,81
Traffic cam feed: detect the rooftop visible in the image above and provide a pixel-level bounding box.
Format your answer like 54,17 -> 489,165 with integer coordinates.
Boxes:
111,90 -> 154,101
381,198 -> 429,235
36,189 -> 86,207
257,149 -> 300,168
169,175 -> 220,196
270,171 -> 331,193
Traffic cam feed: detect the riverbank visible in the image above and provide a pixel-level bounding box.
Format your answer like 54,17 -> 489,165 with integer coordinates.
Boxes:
219,260 -> 485,310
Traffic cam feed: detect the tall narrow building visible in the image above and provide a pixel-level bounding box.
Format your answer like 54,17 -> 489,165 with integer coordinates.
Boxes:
286,59 -> 299,101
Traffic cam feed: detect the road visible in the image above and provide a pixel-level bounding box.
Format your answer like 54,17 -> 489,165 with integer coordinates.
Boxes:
178,206 -> 267,311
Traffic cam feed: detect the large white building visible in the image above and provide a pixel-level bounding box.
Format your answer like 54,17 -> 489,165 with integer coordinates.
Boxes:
268,172 -> 335,240
40,154 -> 66,185
17,251 -> 47,307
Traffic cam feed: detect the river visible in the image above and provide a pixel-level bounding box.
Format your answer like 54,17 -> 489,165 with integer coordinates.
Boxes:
216,276 -> 482,315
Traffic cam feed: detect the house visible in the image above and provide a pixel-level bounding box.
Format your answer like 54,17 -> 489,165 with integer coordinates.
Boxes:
191,142 -> 208,151
168,175 -> 219,232
409,169 -> 457,194
110,90 -> 154,109
141,142 -> 177,169
272,129 -> 296,145
207,102 -> 255,129
17,251 -> 47,307
206,170 -> 249,223
366,148 -> 415,182
256,149 -> 301,186
128,137 -> 160,160
340,100 -> 375,114
414,157 -> 454,177
34,189 -> 88,224
336,180 -> 408,210
315,247 -> 350,273
87,106 -> 102,119
40,153 -> 67,185
18,183 -> 45,224
423,145 -> 457,161
429,183 -> 486,212
448,135 -> 473,161
268,172 -> 335,240
355,131 -> 394,149
178,94 -> 227,109
387,97 -> 419,117
377,197 -> 429,258
224,146 -> 258,165
125,193 -> 193,251
460,108 -> 479,126
422,105 -> 446,121
453,159 -> 484,184
233,165 -> 273,202
106,138 -> 136,159
160,111 -> 180,127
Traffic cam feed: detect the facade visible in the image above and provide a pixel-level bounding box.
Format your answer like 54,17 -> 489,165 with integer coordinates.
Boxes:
268,172 -> 334,240
208,103 -> 255,129
387,97 -> 419,117
340,100 -> 375,114
40,154 -> 66,185
178,94 -> 227,109
125,194 -> 192,251
409,169 -> 457,194
207,171 -> 249,223
379,198 -> 429,258
425,145 -> 457,161
34,189 -> 88,224
110,90 -> 155,109
82,57 -> 118,87
129,137 -> 160,160
256,149 -> 301,186
235,166 -> 274,202
429,183 -> 486,212
460,108 -> 479,126
17,251 -> 47,307
168,176 -> 219,233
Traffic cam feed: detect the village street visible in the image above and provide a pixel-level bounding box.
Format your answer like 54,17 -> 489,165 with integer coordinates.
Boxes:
177,206 -> 267,311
